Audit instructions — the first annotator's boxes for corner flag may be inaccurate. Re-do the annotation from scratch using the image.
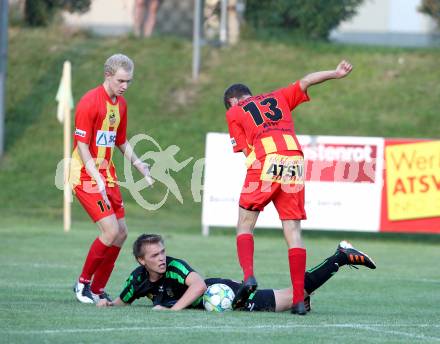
[56,61,73,232]
[56,61,74,123]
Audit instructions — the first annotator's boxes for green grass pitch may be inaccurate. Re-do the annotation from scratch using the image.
[2,27,440,344]
[1,216,439,344]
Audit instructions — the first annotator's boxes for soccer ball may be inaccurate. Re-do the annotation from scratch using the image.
[203,283,235,312]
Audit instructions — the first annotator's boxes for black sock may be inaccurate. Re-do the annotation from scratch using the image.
[304,253,344,294]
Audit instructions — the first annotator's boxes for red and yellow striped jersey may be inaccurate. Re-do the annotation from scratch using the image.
[226,81,309,166]
[70,85,127,188]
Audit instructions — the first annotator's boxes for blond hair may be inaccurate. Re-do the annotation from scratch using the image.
[104,54,134,76]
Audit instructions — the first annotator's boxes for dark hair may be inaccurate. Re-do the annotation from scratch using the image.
[223,83,252,109]
[132,234,164,259]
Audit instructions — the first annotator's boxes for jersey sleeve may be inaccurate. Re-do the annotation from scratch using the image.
[167,257,195,285]
[277,80,310,111]
[115,100,127,146]
[74,97,96,144]
[225,111,248,153]
[119,267,146,304]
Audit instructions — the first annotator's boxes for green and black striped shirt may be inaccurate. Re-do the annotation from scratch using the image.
[119,256,200,307]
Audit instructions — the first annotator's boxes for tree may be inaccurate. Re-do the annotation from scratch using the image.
[419,0,440,26]
[24,0,91,27]
[245,0,365,40]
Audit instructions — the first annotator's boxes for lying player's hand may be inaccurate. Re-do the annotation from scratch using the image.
[96,299,113,307]
[335,60,353,79]
[152,305,170,311]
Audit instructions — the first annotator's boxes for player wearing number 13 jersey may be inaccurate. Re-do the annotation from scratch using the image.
[224,60,353,315]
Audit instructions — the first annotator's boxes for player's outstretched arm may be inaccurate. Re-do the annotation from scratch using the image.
[168,272,207,311]
[299,60,353,92]
[118,140,154,186]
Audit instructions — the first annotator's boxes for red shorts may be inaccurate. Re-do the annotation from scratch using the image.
[239,151,306,220]
[74,183,125,222]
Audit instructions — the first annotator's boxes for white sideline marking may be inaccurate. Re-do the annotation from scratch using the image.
[5,324,440,341]
[419,278,440,284]
[355,325,440,341]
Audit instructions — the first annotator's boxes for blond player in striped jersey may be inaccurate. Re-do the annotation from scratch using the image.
[71,54,153,304]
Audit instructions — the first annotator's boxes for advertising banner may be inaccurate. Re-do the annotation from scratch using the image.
[202,133,440,235]
[202,133,385,235]
[380,139,440,233]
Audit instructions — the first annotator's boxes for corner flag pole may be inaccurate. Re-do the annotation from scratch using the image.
[56,61,74,232]
[0,0,9,160]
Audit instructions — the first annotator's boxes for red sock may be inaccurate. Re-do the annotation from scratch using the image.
[79,238,110,283]
[288,247,307,305]
[236,233,254,280]
[91,245,121,294]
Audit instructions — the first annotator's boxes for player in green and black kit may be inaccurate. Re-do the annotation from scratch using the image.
[97,234,376,312]
[119,255,204,309]
[98,234,206,310]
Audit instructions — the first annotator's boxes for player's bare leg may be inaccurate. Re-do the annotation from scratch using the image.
[273,288,310,312]
[282,219,307,315]
[114,218,128,247]
[133,0,147,37]
[144,0,160,37]
[96,214,121,246]
[232,207,259,310]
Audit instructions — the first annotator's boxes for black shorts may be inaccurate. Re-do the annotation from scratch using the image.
[204,278,276,312]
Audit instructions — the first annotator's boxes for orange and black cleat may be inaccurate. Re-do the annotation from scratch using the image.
[337,240,376,269]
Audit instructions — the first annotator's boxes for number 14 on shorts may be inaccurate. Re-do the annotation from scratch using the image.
[261,154,304,184]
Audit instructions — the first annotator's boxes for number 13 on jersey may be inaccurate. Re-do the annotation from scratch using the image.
[243,97,282,126]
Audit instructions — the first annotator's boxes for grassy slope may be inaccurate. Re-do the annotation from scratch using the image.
[1,28,440,343]
[1,28,440,225]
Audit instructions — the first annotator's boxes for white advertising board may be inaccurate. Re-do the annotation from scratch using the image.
[202,133,384,235]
